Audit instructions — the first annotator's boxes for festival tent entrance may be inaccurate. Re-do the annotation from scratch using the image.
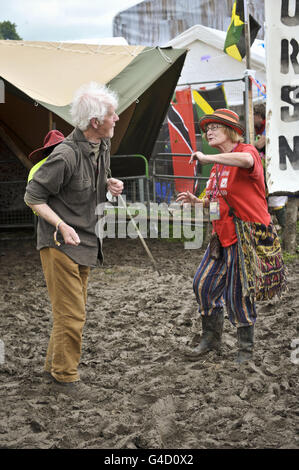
[0,40,187,233]
[0,40,187,177]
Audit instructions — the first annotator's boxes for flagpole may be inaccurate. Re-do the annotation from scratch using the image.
[244,0,255,145]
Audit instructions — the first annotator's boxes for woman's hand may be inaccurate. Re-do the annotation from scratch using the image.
[189,151,207,165]
[176,191,202,206]
[107,177,124,197]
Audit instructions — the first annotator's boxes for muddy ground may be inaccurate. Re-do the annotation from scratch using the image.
[0,235,298,450]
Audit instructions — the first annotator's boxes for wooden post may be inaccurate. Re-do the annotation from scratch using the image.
[283,197,299,254]
[244,0,255,145]
[0,125,33,170]
[49,111,53,131]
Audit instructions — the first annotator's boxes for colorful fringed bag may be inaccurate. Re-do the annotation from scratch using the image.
[216,173,287,301]
[232,215,287,301]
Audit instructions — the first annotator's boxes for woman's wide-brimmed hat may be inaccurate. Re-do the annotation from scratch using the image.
[28,130,65,164]
[199,108,245,135]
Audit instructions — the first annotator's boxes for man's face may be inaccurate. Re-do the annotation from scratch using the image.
[97,106,119,139]
[254,113,263,127]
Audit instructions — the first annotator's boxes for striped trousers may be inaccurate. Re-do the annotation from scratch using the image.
[193,242,257,327]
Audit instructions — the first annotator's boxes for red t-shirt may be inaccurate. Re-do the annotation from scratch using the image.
[205,143,271,247]
[255,120,266,135]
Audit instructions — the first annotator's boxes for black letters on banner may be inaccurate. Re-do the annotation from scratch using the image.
[281,86,299,121]
[279,1,299,172]
[281,0,299,26]
[279,136,299,169]
[281,38,299,74]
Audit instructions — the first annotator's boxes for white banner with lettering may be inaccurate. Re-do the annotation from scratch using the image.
[265,0,299,194]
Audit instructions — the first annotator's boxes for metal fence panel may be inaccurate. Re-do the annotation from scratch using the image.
[0,156,35,235]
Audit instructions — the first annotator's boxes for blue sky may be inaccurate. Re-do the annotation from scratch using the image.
[0,0,140,42]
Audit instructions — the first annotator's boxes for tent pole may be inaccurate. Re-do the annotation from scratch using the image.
[0,125,33,170]
[244,0,255,145]
[49,111,53,131]
[244,71,250,144]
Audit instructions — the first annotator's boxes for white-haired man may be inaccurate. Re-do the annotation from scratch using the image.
[24,82,123,395]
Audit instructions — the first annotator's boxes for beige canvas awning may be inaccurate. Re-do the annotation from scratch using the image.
[0,40,187,170]
[0,40,145,106]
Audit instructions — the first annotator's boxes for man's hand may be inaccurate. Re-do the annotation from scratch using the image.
[255,134,266,150]
[107,177,124,197]
[59,222,81,246]
[27,203,81,246]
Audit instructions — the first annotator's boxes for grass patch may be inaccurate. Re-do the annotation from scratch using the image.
[282,219,299,263]
[283,251,299,264]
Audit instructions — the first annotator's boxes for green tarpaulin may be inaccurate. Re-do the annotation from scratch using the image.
[0,40,187,176]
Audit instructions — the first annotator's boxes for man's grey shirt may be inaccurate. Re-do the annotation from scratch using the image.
[24,127,111,267]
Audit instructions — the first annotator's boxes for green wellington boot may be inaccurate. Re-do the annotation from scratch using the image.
[185,311,224,360]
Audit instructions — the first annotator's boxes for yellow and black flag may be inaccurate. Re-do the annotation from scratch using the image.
[192,85,228,195]
[224,0,261,61]
[192,84,228,155]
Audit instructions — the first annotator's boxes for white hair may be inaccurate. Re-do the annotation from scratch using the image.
[70,81,119,131]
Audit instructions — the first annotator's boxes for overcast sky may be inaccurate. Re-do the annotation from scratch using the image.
[0,0,140,42]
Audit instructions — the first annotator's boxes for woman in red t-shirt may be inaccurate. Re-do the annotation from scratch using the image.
[176,108,282,364]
